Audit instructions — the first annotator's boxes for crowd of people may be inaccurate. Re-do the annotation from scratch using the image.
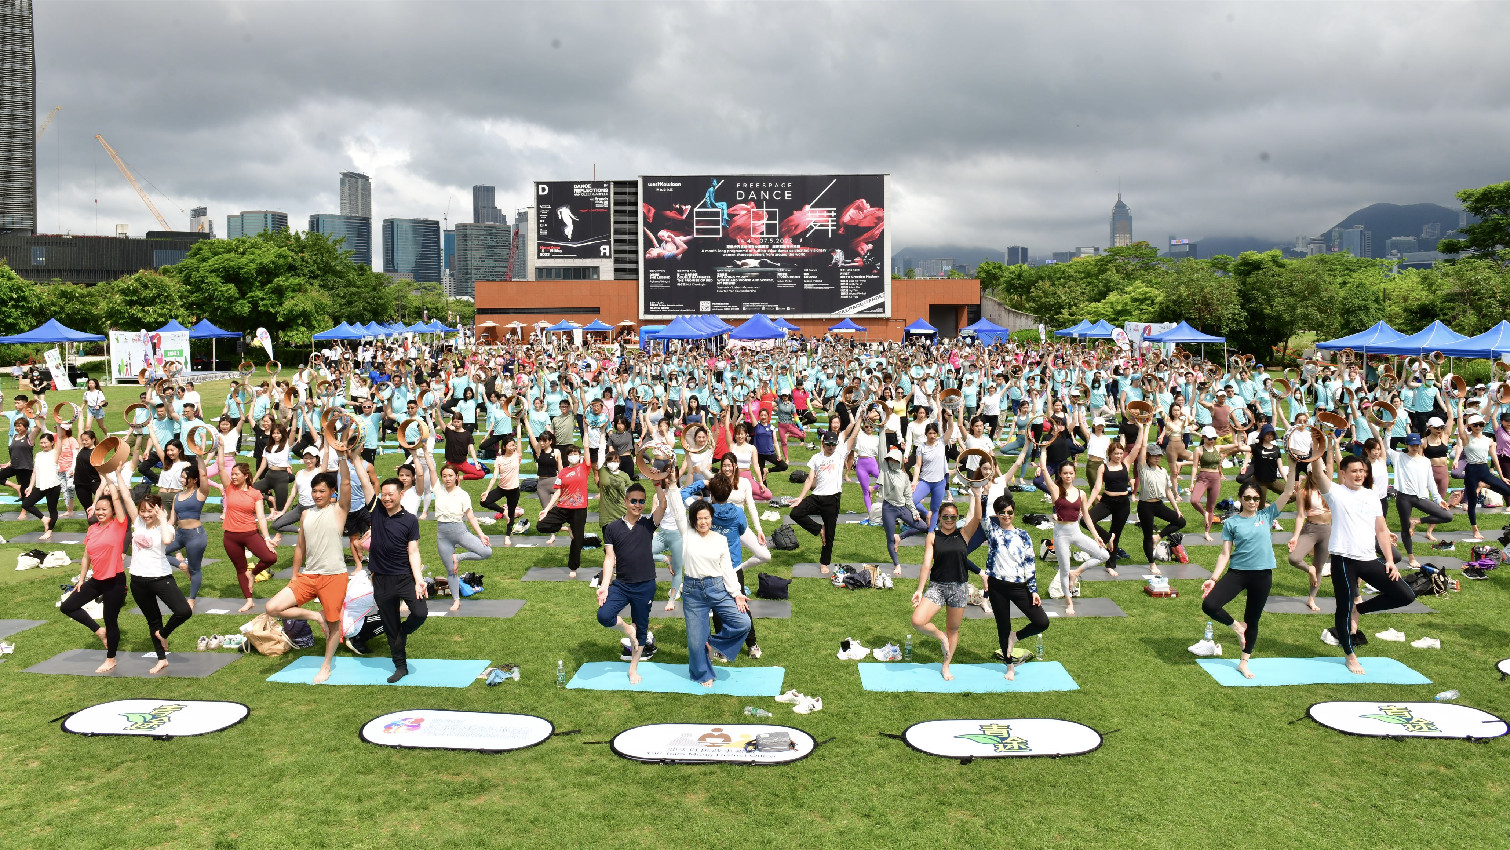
[12,330,1509,683]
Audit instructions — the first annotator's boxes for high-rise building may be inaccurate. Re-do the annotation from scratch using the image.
[309,213,372,267]
[1109,193,1132,248]
[1384,236,1418,256]
[1339,225,1372,259]
[1168,238,1197,260]
[453,222,511,298]
[473,185,505,224]
[510,209,528,280]
[189,207,214,236]
[339,172,371,218]
[443,228,455,273]
[382,218,442,283]
[1005,246,1028,266]
[226,210,288,238]
[1420,222,1442,245]
[0,0,35,234]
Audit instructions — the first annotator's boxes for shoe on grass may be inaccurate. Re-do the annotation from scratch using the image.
[793,696,823,714]
[1410,636,1441,649]
[1321,627,1340,647]
[1375,628,1407,643]
[775,689,805,704]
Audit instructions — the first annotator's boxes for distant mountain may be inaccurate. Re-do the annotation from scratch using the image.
[1181,236,1290,259]
[891,245,1004,270]
[1322,202,1460,245]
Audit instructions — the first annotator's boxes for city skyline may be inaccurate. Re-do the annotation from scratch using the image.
[17,2,1510,262]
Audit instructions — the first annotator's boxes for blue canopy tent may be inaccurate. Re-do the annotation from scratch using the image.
[705,315,735,333]
[1145,321,1225,344]
[187,319,241,372]
[153,319,191,334]
[689,315,729,335]
[773,317,800,332]
[1437,321,1510,360]
[730,313,787,341]
[582,319,613,333]
[1373,320,1468,357]
[639,325,666,351]
[0,318,107,344]
[384,322,407,335]
[1055,320,1092,337]
[962,317,1010,346]
[904,318,938,344]
[828,317,865,333]
[655,315,715,340]
[312,322,363,341]
[545,320,581,333]
[1082,319,1116,339]
[1315,321,1406,352]
[405,322,431,334]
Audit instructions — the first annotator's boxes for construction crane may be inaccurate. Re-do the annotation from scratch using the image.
[95,133,172,232]
[36,106,60,139]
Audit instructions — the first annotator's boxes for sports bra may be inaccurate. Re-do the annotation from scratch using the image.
[1198,449,1222,470]
[1053,491,1083,523]
[1422,443,1449,461]
[174,490,206,521]
[1100,466,1130,495]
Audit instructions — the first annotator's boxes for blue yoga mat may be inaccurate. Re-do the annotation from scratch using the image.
[1197,656,1431,687]
[567,661,785,696]
[857,661,1080,694]
[266,656,490,687]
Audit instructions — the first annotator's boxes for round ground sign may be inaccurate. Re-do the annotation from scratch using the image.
[62,699,249,739]
[611,723,816,765]
[1308,701,1509,741]
[903,718,1103,759]
[360,710,554,753]
[1498,658,1510,680]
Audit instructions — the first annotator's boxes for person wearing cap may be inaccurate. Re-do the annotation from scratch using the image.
[1129,422,1185,573]
[878,446,930,574]
[269,446,323,539]
[790,416,861,574]
[1078,411,1112,490]
[1236,423,1286,497]
[1188,424,1244,540]
[1458,405,1510,540]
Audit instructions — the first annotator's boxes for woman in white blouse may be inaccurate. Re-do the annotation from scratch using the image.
[663,477,750,687]
[426,455,492,612]
[121,491,189,675]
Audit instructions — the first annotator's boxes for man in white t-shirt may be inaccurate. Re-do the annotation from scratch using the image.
[789,420,859,573]
[1309,453,1415,674]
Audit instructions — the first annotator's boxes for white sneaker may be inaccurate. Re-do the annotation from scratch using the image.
[1320,563,1332,577]
[1187,639,1221,657]
[1320,628,1340,647]
[1410,636,1441,649]
[793,696,823,714]
[1272,520,1284,532]
[775,689,805,704]
[0,641,13,655]
[1375,628,1407,643]
[980,595,993,614]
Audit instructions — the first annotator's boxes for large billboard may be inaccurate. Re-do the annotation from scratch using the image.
[640,174,888,317]
[535,181,611,259]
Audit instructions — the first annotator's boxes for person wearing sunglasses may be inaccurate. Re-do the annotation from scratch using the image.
[597,482,667,685]
[911,490,981,682]
[1200,470,1296,680]
[1458,409,1510,540]
[978,493,1044,681]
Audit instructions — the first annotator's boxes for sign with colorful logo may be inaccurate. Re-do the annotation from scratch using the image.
[1308,701,1508,740]
[359,710,553,753]
[902,718,1103,759]
[62,700,249,738]
[611,723,816,765]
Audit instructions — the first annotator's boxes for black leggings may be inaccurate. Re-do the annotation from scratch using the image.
[538,506,588,571]
[1201,569,1271,654]
[253,468,292,509]
[480,486,521,521]
[1329,555,1417,655]
[1136,500,1187,562]
[1395,492,1451,556]
[61,573,127,658]
[129,574,193,659]
[790,493,841,565]
[1464,462,1510,526]
[1090,494,1130,570]
[21,484,60,527]
[986,576,1049,658]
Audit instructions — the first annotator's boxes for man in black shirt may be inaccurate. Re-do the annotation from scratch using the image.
[596,482,666,685]
[367,476,427,682]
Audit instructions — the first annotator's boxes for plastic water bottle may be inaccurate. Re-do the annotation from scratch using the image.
[744,706,772,718]
[1204,621,1214,642]
[1035,633,1044,661]
[1435,690,1459,702]
[556,659,565,688]
[903,634,913,662]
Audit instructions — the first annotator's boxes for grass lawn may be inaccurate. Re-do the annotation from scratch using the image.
[0,376,1506,850]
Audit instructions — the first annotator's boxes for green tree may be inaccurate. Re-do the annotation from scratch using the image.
[1157,260,1243,338]
[448,298,476,327]
[94,270,188,331]
[168,232,336,341]
[1437,179,1510,263]
[0,262,44,336]
[37,280,105,335]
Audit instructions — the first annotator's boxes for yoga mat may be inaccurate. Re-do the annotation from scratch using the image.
[24,648,241,678]
[266,656,490,687]
[857,661,1080,693]
[522,567,601,582]
[1079,564,1211,581]
[8,532,86,545]
[131,597,255,616]
[960,597,1126,619]
[1263,596,1436,615]
[0,618,46,639]
[422,599,524,618]
[1196,656,1432,687]
[632,599,791,619]
[502,536,577,549]
[793,563,920,579]
[124,556,220,570]
[566,661,786,696]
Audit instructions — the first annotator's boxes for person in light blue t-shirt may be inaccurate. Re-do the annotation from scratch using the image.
[1199,473,1295,679]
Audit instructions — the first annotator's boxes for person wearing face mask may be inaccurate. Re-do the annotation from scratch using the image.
[596,450,632,539]
[879,447,931,574]
[539,444,592,578]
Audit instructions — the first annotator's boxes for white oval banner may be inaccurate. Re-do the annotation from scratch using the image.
[361,710,554,753]
[62,699,249,739]
[1498,658,1510,680]
[904,718,1103,759]
[1309,701,1509,740]
[611,723,816,765]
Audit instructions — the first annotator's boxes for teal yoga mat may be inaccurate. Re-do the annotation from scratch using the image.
[1197,656,1431,687]
[266,656,489,687]
[857,661,1080,694]
[567,661,785,696]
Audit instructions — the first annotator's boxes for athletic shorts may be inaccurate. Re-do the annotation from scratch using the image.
[923,580,970,609]
[288,572,349,622]
[344,506,372,537]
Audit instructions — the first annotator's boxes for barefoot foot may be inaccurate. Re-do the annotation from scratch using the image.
[238,599,255,614]
[1345,656,1365,675]
[94,659,117,674]
[149,659,169,675]
[449,600,461,612]
[313,665,333,684]
[1237,659,1254,679]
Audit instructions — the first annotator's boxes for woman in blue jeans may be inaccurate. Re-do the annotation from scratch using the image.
[666,480,751,686]
[910,422,950,530]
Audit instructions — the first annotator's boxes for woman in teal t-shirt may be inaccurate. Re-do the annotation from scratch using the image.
[1199,470,1296,680]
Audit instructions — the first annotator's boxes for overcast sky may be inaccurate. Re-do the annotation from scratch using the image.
[32,1,1510,263]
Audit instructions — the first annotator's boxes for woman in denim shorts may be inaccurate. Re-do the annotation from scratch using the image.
[911,486,982,682]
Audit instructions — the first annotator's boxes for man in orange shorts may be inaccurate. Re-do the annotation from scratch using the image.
[266,447,353,684]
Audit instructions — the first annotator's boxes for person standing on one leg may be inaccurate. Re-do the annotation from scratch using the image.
[266,452,352,685]
[365,476,428,681]
[669,485,751,688]
[789,416,860,575]
[1309,453,1416,675]
[120,491,191,675]
[59,470,131,674]
[597,483,667,685]
[911,493,980,682]
[978,493,1047,681]
[1200,474,1296,679]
